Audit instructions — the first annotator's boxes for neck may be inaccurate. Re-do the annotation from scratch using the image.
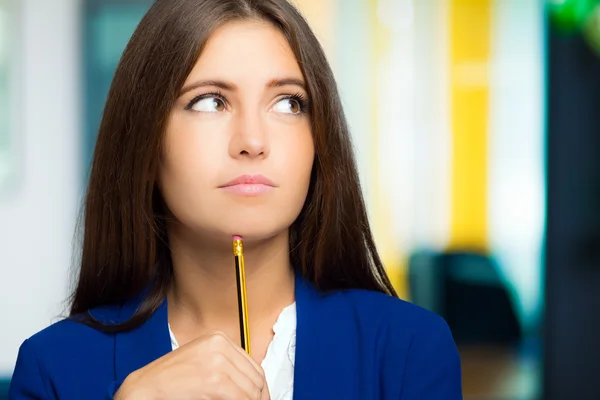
[166,226,295,341]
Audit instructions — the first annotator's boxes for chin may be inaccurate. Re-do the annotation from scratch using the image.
[196,218,292,244]
[183,204,301,245]
[224,225,288,242]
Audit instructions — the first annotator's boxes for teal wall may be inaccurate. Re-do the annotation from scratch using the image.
[0,2,153,391]
[83,0,152,178]
[0,378,9,399]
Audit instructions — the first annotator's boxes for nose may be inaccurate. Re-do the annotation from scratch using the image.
[228,109,270,160]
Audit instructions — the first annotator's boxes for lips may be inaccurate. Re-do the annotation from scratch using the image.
[219,174,276,195]
[220,174,276,187]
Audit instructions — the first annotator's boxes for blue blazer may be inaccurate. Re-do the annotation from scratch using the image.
[9,274,462,399]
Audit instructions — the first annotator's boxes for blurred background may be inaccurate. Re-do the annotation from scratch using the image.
[1,0,599,398]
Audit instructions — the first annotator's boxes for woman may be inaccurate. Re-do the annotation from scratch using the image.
[9,0,462,399]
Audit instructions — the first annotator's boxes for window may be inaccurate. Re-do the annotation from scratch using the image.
[83,0,153,176]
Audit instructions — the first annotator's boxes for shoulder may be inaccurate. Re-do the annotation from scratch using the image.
[25,303,121,354]
[323,289,463,398]
[317,288,459,361]
[324,287,451,335]
[9,304,122,398]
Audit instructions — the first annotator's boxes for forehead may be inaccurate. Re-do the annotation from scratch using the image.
[187,20,303,83]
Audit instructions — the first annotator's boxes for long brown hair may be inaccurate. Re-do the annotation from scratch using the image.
[71,0,397,331]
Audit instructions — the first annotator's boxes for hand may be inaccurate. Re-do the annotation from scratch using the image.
[114,330,270,400]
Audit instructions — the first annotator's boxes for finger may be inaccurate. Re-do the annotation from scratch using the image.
[234,345,266,376]
[203,332,265,393]
[225,355,266,400]
[220,332,267,377]
[212,374,251,400]
[220,343,266,393]
[261,375,271,400]
[210,331,266,385]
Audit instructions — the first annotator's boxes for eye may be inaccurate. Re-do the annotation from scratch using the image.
[187,95,227,113]
[272,95,308,115]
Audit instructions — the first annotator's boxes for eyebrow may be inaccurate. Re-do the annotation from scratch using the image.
[179,77,306,96]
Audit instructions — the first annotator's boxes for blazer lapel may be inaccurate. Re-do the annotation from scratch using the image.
[114,294,172,384]
[293,273,359,400]
[112,272,360,399]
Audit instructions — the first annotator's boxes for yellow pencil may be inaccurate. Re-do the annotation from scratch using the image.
[232,235,250,355]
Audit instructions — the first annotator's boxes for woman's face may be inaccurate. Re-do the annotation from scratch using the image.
[160,20,314,242]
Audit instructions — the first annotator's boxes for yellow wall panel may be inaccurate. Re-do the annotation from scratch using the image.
[449,0,492,250]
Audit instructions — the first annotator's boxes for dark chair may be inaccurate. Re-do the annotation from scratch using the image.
[408,250,522,345]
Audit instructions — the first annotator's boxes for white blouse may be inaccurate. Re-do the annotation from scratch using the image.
[169,302,297,400]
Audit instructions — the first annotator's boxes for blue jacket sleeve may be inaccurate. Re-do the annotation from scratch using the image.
[8,340,53,400]
[10,339,122,400]
[399,317,463,399]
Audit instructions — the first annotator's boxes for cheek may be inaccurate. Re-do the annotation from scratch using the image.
[272,126,315,200]
[284,126,314,176]
[163,115,228,180]
[159,119,224,215]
